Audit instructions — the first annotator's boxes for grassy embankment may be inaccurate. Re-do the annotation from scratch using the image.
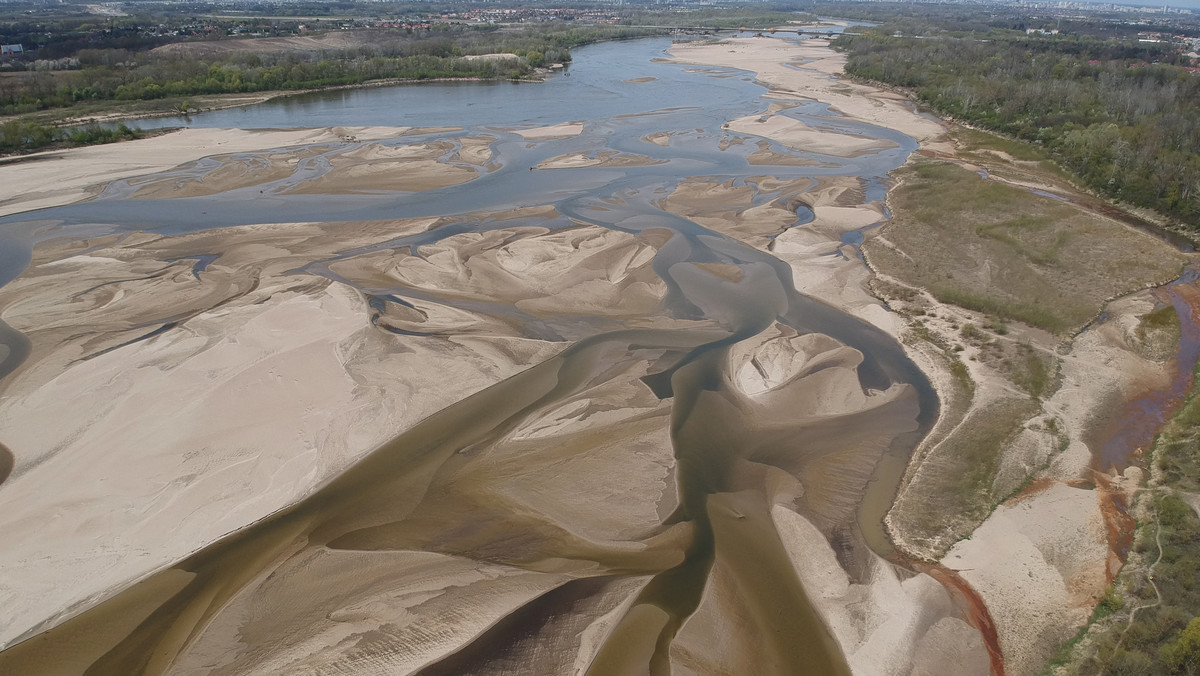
[867,129,1186,555]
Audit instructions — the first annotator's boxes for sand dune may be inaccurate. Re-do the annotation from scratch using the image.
[727,113,899,157]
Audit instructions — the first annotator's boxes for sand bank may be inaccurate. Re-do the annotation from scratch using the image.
[537,150,664,170]
[0,126,414,216]
[726,112,899,157]
[0,202,677,650]
[510,121,585,141]
[669,38,946,147]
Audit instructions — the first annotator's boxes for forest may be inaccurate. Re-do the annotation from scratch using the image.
[834,25,1200,226]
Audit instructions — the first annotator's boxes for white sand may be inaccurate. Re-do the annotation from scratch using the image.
[511,121,585,140]
[772,505,992,676]
[0,209,673,649]
[0,278,566,647]
[943,484,1110,675]
[537,150,663,169]
[726,113,899,157]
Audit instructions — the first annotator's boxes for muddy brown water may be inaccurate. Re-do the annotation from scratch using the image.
[1097,264,1200,471]
[0,441,12,486]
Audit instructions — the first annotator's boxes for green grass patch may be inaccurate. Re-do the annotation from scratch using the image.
[931,286,1069,334]
[905,321,952,352]
[1067,493,1200,675]
[1142,304,1183,333]
[977,217,1070,265]
[956,127,1050,163]
[889,396,1039,552]
[865,159,1186,335]
[1093,585,1126,622]
[949,359,974,393]
[1007,343,1056,399]
[1154,383,1200,494]
[1133,304,1184,362]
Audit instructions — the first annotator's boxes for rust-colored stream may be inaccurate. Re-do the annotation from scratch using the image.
[1097,266,1200,470]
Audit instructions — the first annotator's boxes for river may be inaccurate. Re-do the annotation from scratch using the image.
[0,35,945,674]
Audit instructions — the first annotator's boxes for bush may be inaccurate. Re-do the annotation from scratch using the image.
[1161,616,1200,674]
[0,119,142,154]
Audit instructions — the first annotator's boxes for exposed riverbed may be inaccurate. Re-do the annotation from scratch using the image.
[0,36,988,674]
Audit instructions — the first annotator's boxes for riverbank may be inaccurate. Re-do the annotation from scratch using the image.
[0,21,682,155]
[0,74,551,159]
[57,73,554,127]
[674,35,1198,676]
[866,87,1196,676]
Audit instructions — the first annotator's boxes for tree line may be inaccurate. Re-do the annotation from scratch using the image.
[0,120,142,153]
[835,28,1200,226]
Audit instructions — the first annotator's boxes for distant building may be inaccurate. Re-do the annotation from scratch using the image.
[1,44,23,56]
